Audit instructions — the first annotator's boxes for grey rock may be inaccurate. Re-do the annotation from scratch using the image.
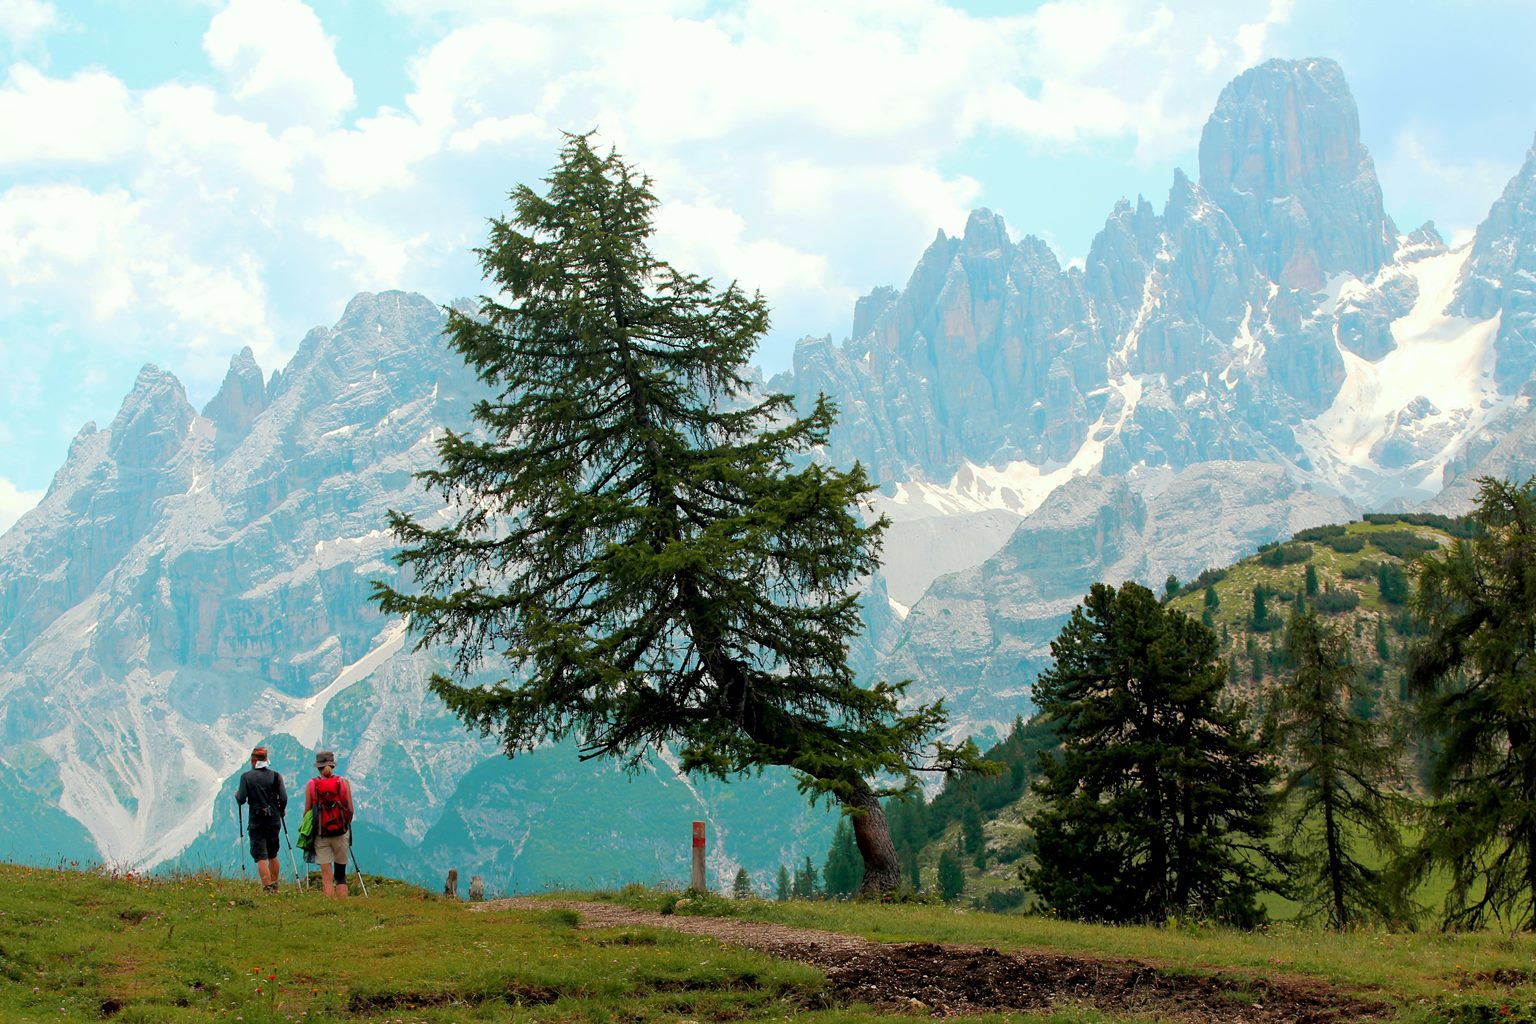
[1198,57,1397,290]
[1450,137,1536,391]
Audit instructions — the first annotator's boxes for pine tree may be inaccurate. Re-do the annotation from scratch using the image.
[372,136,978,894]
[732,867,753,900]
[1305,563,1319,597]
[792,855,818,899]
[1205,585,1221,611]
[1406,476,1536,929]
[822,817,864,897]
[1274,607,1408,928]
[1252,586,1272,631]
[960,799,985,855]
[1025,581,1280,926]
[902,844,921,891]
[937,848,965,901]
[775,865,791,902]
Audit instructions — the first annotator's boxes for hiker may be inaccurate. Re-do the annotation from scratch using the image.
[235,746,288,892]
[305,750,354,899]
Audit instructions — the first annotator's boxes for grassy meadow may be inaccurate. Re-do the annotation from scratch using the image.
[6,861,1536,1024]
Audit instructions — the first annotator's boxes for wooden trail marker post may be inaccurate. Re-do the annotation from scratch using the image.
[691,820,706,893]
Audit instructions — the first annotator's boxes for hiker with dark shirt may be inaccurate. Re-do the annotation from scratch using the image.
[305,750,354,899]
[235,746,288,892]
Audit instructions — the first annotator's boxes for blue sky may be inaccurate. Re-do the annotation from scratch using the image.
[0,0,1533,531]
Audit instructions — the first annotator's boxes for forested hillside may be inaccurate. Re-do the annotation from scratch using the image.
[807,508,1509,924]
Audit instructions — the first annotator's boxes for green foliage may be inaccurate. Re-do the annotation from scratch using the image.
[372,135,979,893]
[775,865,791,902]
[733,867,753,899]
[1251,585,1281,632]
[1322,533,1366,553]
[1204,584,1221,609]
[1377,562,1410,604]
[1293,524,1348,542]
[1260,543,1313,566]
[1025,582,1281,927]
[821,818,863,898]
[936,849,965,901]
[960,800,985,855]
[1364,511,1480,538]
[1405,476,1536,930]
[1305,563,1319,596]
[1368,530,1440,559]
[1164,574,1181,600]
[792,856,818,900]
[1273,608,1410,929]
[1312,587,1361,614]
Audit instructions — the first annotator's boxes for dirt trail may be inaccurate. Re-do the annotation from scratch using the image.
[476,898,1390,1022]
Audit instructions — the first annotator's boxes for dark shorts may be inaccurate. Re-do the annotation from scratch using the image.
[249,822,281,861]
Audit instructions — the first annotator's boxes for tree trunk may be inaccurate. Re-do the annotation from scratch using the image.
[846,780,902,895]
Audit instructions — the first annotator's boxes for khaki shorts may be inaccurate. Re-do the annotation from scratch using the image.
[314,832,351,865]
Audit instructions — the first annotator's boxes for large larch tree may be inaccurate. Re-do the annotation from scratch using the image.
[372,136,974,893]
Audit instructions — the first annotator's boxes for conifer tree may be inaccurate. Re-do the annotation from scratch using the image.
[775,865,791,902]
[937,847,965,901]
[373,136,977,894]
[1406,476,1536,929]
[792,856,818,899]
[1305,562,1319,597]
[960,799,985,855]
[1026,581,1280,926]
[1274,607,1408,928]
[822,817,863,897]
[732,867,753,899]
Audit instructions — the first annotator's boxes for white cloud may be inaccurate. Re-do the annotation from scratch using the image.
[0,183,276,367]
[0,0,58,49]
[0,64,137,166]
[0,476,42,535]
[204,0,355,128]
[317,109,439,195]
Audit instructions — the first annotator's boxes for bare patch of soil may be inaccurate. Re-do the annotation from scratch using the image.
[478,898,1390,1022]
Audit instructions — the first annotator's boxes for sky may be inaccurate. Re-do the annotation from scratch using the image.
[0,0,1533,533]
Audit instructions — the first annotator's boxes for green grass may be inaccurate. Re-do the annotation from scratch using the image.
[0,863,821,1024]
[11,861,1536,1023]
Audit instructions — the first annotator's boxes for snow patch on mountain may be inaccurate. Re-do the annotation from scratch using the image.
[1300,244,1509,503]
[279,619,408,748]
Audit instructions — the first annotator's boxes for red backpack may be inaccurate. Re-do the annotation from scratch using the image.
[310,776,351,837]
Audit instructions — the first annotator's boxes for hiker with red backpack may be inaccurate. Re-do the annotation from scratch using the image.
[305,750,354,899]
[235,746,288,892]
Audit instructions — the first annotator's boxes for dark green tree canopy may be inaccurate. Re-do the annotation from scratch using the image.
[1406,476,1536,929]
[1274,607,1408,929]
[373,135,973,892]
[1025,581,1280,926]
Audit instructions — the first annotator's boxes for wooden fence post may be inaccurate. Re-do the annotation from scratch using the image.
[691,820,706,892]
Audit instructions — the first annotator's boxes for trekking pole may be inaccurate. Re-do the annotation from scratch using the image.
[279,811,302,888]
[349,834,370,897]
[236,802,247,878]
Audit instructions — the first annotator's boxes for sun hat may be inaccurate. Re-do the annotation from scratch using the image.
[314,750,336,768]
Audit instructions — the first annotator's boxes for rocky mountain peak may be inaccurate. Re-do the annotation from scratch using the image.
[1198,57,1396,289]
[202,347,268,463]
[104,365,196,468]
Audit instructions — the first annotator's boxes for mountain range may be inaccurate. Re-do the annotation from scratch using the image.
[3,57,1535,892]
